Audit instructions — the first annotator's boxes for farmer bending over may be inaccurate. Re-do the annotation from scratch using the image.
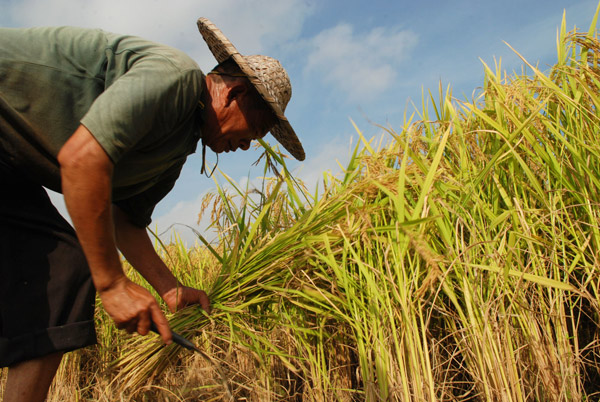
[0,18,304,402]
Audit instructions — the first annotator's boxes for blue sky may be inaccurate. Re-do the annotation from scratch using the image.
[2,0,598,245]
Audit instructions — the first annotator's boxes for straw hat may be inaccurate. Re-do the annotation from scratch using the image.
[197,17,305,161]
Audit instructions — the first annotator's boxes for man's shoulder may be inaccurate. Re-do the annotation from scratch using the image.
[104,32,200,73]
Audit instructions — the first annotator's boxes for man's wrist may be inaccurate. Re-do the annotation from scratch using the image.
[94,269,128,293]
[159,281,184,299]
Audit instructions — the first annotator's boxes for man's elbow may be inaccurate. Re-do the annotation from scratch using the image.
[58,126,113,176]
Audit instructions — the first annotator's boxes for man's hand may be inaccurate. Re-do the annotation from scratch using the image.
[112,206,211,318]
[162,286,211,314]
[99,276,172,343]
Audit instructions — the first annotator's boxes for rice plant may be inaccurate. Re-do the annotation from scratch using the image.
[3,4,600,401]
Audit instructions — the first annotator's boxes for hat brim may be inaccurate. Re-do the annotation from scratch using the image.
[197,17,305,161]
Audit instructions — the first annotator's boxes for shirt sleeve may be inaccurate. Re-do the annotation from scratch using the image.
[81,57,200,163]
[112,159,185,227]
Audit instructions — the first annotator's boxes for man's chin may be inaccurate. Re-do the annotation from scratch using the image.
[206,144,222,154]
[209,144,235,154]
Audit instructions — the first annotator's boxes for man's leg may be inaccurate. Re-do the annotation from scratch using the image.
[0,159,97,399]
[3,352,64,402]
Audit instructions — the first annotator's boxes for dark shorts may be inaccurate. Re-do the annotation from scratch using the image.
[0,158,97,367]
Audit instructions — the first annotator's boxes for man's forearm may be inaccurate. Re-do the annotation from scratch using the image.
[62,170,124,291]
[58,125,125,291]
[113,206,179,297]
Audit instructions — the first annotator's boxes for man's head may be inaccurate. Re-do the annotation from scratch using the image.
[197,18,305,161]
[200,58,278,154]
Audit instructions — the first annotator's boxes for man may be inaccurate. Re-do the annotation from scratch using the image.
[0,18,305,401]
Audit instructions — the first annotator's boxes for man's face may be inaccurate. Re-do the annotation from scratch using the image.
[203,107,264,153]
[202,82,268,154]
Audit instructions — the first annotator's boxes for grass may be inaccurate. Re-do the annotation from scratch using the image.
[2,4,600,401]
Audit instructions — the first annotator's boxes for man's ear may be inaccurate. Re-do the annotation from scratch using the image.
[226,83,248,106]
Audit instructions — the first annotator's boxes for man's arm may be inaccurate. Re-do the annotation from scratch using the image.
[112,206,210,313]
[57,124,172,343]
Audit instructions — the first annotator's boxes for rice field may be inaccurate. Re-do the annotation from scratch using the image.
[2,6,600,402]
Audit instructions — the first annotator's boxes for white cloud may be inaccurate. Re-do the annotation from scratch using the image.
[294,133,353,192]
[5,0,313,70]
[304,23,418,102]
[150,191,213,247]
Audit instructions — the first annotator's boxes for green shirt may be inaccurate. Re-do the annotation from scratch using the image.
[0,26,204,226]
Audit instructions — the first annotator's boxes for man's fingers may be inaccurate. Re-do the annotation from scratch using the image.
[150,303,172,345]
[186,288,210,314]
[137,310,151,336]
[199,291,211,314]
[101,279,171,339]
